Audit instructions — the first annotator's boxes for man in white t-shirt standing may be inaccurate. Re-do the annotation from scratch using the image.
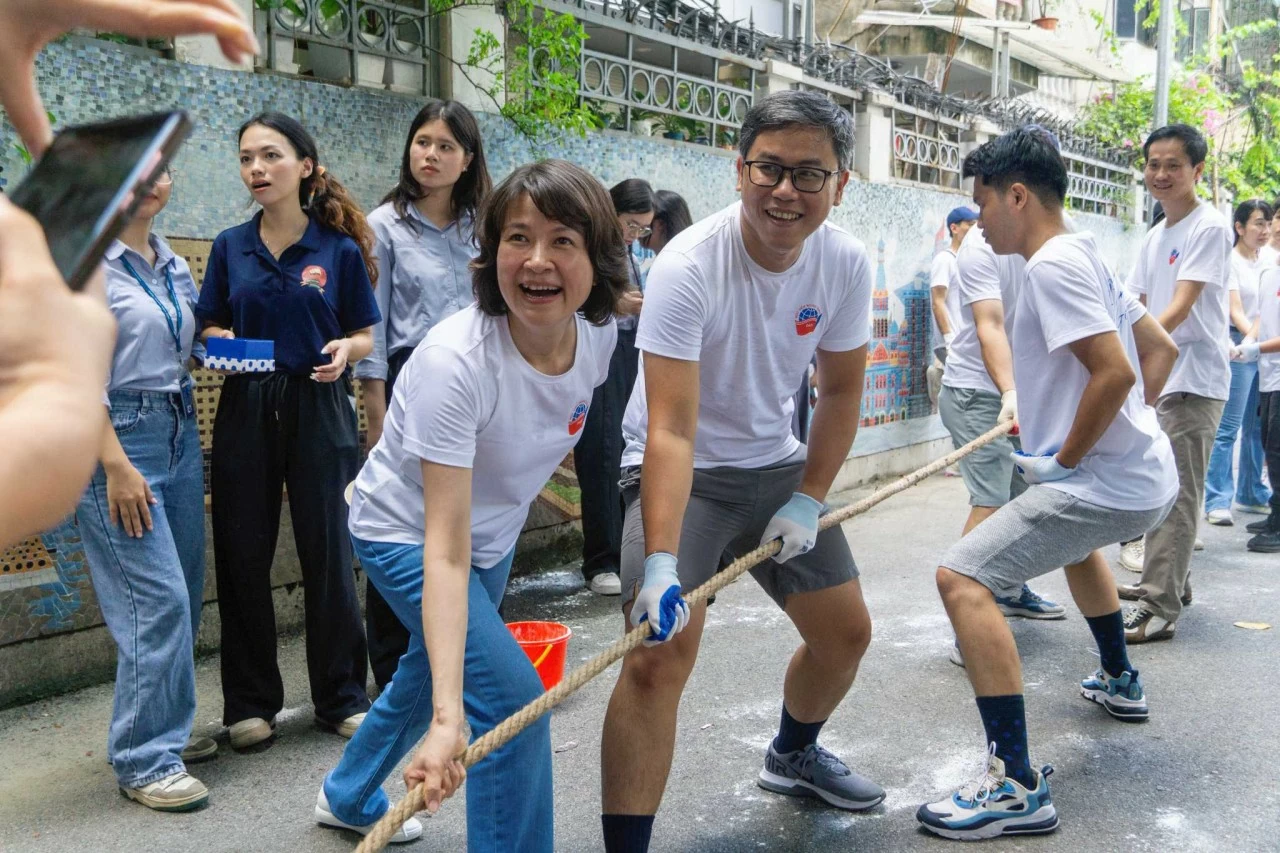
[918,126,1179,841]
[938,224,1064,640]
[1118,125,1233,645]
[927,207,978,403]
[598,91,880,853]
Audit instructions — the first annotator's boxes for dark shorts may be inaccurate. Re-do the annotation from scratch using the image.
[619,448,859,610]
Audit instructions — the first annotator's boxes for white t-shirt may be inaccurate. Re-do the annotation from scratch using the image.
[942,226,1024,394]
[1014,233,1177,511]
[1258,267,1280,392]
[1260,244,1279,269]
[621,202,872,469]
[349,305,617,567]
[1228,250,1263,330]
[1127,202,1233,400]
[930,247,960,350]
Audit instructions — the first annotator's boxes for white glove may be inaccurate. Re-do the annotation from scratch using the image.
[760,492,823,563]
[629,552,691,647]
[1232,341,1261,363]
[942,331,955,352]
[1011,451,1074,485]
[997,389,1018,425]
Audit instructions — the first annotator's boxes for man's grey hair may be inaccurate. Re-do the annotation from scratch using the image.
[737,90,855,171]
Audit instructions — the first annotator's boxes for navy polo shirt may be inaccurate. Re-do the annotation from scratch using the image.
[196,212,382,375]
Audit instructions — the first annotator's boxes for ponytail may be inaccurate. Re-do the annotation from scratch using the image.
[308,167,378,287]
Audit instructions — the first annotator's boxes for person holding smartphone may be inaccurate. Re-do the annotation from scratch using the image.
[196,113,380,751]
[355,99,492,693]
[0,0,256,549]
[73,167,213,811]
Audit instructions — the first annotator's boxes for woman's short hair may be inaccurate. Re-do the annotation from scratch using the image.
[472,160,631,325]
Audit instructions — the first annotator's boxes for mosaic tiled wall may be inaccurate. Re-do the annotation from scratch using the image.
[0,39,1145,651]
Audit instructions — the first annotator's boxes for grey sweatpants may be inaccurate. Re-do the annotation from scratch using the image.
[1138,392,1225,622]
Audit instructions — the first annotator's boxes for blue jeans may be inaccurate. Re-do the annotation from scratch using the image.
[75,390,206,788]
[1205,347,1271,511]
[325,539,552,852]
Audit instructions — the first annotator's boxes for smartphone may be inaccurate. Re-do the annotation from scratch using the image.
[9,111,192,291]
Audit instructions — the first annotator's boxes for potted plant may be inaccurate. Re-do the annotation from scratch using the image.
[656,114,698,141]
[717,128,738,151]
[630,108,657,136]
[1032,0,1059,30]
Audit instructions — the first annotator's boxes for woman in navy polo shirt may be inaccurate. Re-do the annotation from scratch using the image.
[196,113,380,751]
[355,99,492,693]
[77,167,213,812]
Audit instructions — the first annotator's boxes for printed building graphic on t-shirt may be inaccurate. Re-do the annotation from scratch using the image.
[861,239,932,427]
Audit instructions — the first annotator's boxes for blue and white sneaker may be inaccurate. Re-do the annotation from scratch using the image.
[917,748,1058,841]
[1080,668,1148,721]
[758,742,885,811]
[996,586,1066,620]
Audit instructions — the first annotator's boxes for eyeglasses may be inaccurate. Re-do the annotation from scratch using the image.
[743,160,839,193]
[625,222,653,237]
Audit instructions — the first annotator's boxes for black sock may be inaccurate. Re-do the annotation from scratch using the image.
[602,814,654,853]
[1085,610,1133,678]
[773,705,826,754]
[975,694,1035,789]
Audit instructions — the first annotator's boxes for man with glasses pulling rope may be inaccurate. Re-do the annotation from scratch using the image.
[598,91,881,853]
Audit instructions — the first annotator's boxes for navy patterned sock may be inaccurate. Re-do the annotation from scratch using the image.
[602,814,654,853]
[975,694,1035,789]
[1086,610,1133,678]
[773,705,826,754]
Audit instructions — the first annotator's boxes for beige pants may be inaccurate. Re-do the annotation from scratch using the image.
[1139,392,1225,622]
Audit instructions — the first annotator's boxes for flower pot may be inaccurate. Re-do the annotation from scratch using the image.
[662,131,686,141]
[1032,16,1058,30]
[632,119,654,136]
[692,135,710,145]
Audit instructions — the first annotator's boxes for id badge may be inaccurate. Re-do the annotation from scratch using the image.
[180,375,195,417]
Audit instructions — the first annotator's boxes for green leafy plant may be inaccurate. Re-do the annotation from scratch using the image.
[11,111,56,165]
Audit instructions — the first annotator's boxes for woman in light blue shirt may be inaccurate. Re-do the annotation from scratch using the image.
[75,168,212,812]
[355,99,493,691]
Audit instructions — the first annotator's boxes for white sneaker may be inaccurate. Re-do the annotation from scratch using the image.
[229,717,275,749]
[590,571,622,596]
[315,788,423,843]
[1236,502,1270,515]
[1118,540,1144,573]
[121,771,209,812]
[1194,537,1205,551]
[1206,508,1233,526]
[316,712,366,739]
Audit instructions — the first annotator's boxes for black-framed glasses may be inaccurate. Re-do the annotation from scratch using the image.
[744,160,839,193]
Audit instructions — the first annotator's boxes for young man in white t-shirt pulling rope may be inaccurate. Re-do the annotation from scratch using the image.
[918,126,1180,841]
[598,91,880,852]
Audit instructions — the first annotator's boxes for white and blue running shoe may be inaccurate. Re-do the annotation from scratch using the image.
[995,586,1066,620]
[917,748,1058,841]
[1080,668,1148,721]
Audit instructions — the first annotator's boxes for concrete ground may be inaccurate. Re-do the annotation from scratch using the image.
[1,474,1276,852]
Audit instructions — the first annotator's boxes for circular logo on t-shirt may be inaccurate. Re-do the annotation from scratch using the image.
[795,304,823,336]
[568,400,589,435]
[301,265,328,289]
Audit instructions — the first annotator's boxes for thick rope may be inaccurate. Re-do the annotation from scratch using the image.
[356,420,1015,851]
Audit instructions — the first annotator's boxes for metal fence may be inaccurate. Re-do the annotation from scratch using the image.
[890,107,964,189]
[1064,152,1134,219]
[258,0,438,95]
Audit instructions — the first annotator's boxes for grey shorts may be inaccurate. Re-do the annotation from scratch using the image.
[941,486,1175,597]
[619,449,859,610]
[938,385,1024,507]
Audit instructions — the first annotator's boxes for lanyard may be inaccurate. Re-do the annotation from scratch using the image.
[119,255,184,359]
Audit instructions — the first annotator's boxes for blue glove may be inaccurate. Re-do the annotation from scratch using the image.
[760,492,824,563]
[629,552,691,647]
[1011,451,1074,485]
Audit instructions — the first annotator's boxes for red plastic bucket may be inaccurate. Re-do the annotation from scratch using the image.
[507,621,572,691]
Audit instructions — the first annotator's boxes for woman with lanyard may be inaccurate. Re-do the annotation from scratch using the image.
[355,99,492,694]
[1205,199,1276,526]
[314,159,629,848]
[573,178,653,597]
[196,113,381,751]
[75,167,213,811]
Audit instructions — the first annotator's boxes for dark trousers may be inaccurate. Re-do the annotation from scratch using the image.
[1262,391,1280,524]
[573,326,639,580]
[365,348,414,690]
[211,372,370,726]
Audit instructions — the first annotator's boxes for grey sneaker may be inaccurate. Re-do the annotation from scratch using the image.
[181,735,218,764]
[121,771,208,812]
[758,742,885,811]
